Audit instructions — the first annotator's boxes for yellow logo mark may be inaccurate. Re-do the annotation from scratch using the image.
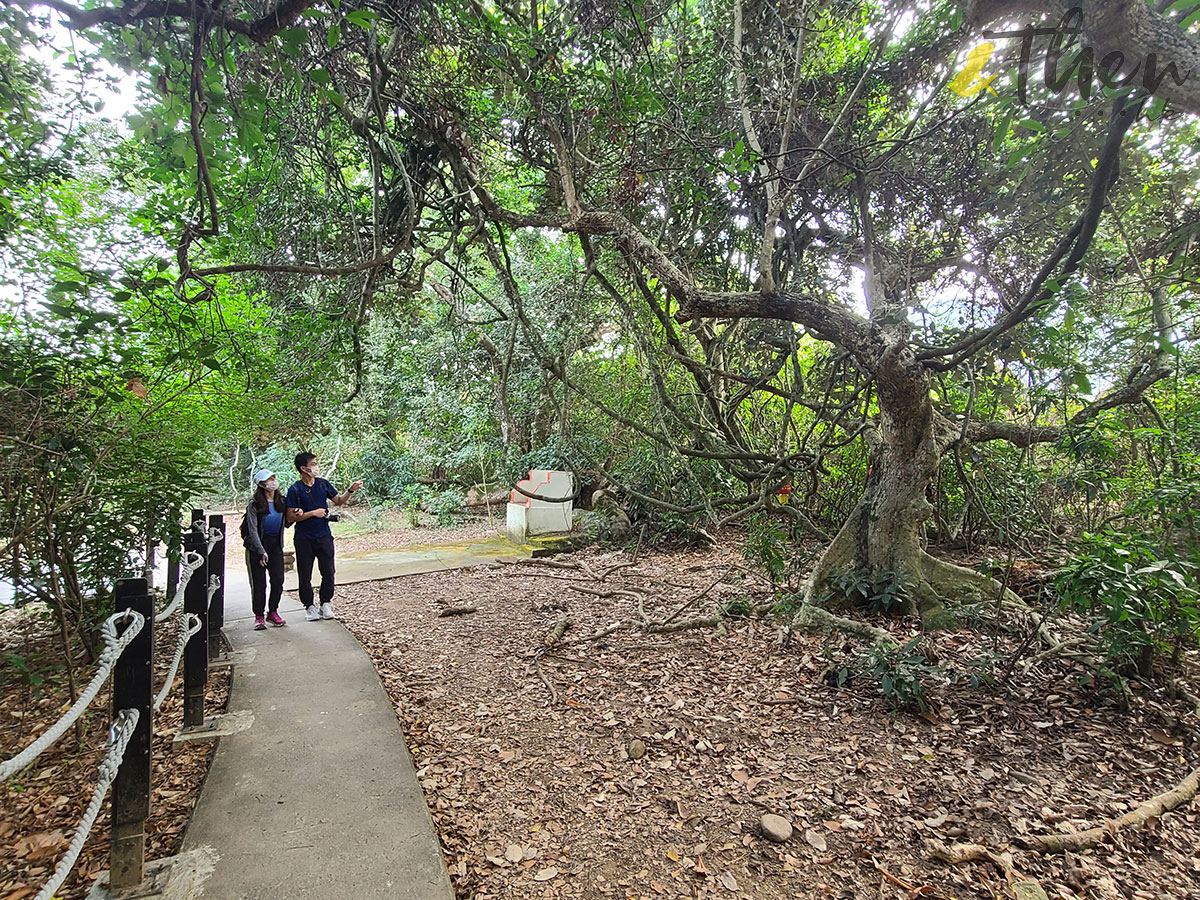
[950,42,999,97]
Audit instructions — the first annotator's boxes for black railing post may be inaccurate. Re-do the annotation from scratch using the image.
[166,550,180,605]
[110,577,153,889]
[182,526,208,728]
[207,514,226,659]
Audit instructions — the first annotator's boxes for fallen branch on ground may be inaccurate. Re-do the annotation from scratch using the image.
[544,614,573,647]
[438,604,477,617]
[655,570,730,627]
[1021,765,1200,853]
[647,614,723,634]
[927,840,1049,900]
[534,659,557,704]
[600,561,638,580]
[498,558,580,572]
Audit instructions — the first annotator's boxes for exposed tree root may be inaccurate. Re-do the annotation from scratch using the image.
[1021,765,1200,853]
[647,614,723,634]
[791,602,899,648]
[801,509,1021,630]
[926,839,1049,900]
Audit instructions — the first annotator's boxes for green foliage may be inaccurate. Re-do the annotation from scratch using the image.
[398,484,427,527]
[720,596,753,618]
[1055,526,1200,676]
[831,637,945,712]
[359,437,418,500]
[829,566,909,615]
[426,489,466,527]
[2,651,55,695]
[742,514,806,589]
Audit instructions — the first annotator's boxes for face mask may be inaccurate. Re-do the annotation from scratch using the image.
[264,478,279,491]
[306,464,320,478]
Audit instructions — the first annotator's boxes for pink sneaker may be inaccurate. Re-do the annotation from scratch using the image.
[266,610,286,627]
[253,615,266,630]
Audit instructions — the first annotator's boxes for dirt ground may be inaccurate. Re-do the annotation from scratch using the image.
[0,609,231,900]
[336,543,1200,900]
[4,520,1198,900]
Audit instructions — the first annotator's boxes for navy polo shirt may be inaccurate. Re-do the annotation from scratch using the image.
[286,477,338,540]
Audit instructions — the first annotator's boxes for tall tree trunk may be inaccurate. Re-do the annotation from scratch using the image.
[803,347,1016,626]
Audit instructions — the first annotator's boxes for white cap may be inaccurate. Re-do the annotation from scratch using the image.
[253,469,276,486]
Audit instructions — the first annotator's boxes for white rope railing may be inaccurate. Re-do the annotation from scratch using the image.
[32,708,139,900]
[4,518,227,900]
[0,611,144,782]
[154,550,205,624]
[153,613,202,712]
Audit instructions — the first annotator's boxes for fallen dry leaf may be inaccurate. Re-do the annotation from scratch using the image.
[803,829,827,851]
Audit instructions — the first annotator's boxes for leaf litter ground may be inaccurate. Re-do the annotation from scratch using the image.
[0,610,230,900]
[336,542,1200,900]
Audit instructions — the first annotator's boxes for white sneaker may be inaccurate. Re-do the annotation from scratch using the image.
[319,602,335,620]
[305,605,321,621]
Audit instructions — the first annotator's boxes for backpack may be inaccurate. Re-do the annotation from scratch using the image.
[241,496,292,541]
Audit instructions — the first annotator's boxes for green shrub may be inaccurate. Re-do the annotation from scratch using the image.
[743,513,806,589]
[852,637,946,711]
[359,438,418,499]
[829,566,909,615]
[426,489,465,527]
[1055,530,1199,676]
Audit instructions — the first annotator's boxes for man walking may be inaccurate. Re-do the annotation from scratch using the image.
[286,452,363,621]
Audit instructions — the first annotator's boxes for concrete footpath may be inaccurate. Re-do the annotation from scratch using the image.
[176,571,455,900]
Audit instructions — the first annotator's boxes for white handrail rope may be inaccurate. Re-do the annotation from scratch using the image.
[154,551,205,624]
[0,612,145,782]
[32,708,139,900]
[206,575,221,609]
[206,526,223,551]
[153,613,202,712]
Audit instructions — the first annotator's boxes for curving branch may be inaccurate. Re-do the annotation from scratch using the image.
[21,0,321,43]
[964,1,1200,114]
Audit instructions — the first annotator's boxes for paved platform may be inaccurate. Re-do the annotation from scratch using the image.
[281,534,539,591]
[177,560,455,900]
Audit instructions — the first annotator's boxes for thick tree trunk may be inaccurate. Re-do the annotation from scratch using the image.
[802,347,1016,627]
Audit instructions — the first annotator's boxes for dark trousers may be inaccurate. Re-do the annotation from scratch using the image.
[294,535,335,607]
[246,532,285,617]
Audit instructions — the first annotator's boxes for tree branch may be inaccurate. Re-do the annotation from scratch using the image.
[23,0,321,43]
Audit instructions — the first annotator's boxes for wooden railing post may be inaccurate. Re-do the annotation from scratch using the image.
[207,514,226,660]
[110,578,153,889]
[182,526,208,728]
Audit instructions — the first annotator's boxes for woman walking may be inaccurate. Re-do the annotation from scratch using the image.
[245,469,289,630]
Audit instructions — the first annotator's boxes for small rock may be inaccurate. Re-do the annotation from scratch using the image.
[760,813,793,843]
[627,738,646,760]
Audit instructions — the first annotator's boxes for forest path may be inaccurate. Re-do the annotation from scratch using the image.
[175,565,456,900]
